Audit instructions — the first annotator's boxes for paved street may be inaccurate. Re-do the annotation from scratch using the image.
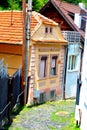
[7,100,76,130]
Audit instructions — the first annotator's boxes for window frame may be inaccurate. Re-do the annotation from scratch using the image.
[45,26,53,34]
[50,55,58,76]
[39,55,48,79]
[68,55,77,71]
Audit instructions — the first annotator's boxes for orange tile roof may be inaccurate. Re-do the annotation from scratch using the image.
[0,11,23,44]
[0,11,58,44]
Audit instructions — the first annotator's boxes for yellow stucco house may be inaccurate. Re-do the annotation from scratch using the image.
[0,11,67,104]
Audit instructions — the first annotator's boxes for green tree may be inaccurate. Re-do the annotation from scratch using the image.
[8,0,22,10]
[63,0,82,5]
[82,0,87,7]
[32,0,48,12]
[0,0,86,11]
[0,0,9,10]
[0,0,22,10]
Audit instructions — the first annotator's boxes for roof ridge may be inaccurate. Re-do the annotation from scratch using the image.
[32,11,41,24]
[0,10,22,12]
[31,11,42,36]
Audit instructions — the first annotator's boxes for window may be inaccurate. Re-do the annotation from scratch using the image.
[39,56,47,78]
[50,27,52,33]
[68,55,76,70]
[45,26,52,34]
[51,56,57,76]
[45,27,48,33]
[80,18,86,31]
[50,90,56,100]
[39,93,46,103]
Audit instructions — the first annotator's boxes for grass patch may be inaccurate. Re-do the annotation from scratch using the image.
[52,111,69,123]
[51,111,80,130]
[8,127,25,130]
[48,125,57,130]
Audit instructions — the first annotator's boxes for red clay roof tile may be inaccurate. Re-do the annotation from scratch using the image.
[0,11,58,44]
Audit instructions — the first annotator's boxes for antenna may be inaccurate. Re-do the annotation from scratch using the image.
[11,0,14,25]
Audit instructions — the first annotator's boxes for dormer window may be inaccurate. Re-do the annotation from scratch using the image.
[50,27,52,33]
[45,26,52,34]
[45,27,48,33]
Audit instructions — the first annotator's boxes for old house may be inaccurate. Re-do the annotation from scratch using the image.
[28,11,67,104]
[39,0,86,98]
[0,11,67,104]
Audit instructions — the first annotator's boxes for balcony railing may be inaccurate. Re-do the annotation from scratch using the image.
[62,31,81,43]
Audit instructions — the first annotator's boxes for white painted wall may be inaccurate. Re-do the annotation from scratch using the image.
[79,20,87,130]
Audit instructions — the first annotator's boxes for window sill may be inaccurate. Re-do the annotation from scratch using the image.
[38,75,58,80]
[67,69,79,73]
[50,75,57,77]
[38,77,48,80]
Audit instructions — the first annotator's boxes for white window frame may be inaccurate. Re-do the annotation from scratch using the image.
[68,55,78,71]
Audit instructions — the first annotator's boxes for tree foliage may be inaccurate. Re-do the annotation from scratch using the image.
[82,0,87,7]
[32,0,87,11]
[0,0,86,11]
[63,0,82,5]
[0,0,22,10]
[32,0,48,12]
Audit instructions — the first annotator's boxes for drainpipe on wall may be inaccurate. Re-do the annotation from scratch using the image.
[62,45,68,100]
[25,0,32,104]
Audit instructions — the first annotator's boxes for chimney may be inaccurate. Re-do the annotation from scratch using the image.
[74,3,86,29]
[79,3,85,10]
[74,13,82,29]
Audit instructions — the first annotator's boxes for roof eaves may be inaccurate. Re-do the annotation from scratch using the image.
[32,39,67,45]
[0,41,22,45]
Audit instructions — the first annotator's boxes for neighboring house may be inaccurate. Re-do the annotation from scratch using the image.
[0,11,67,104]
[39,0,86,98]
[0,11,23,75]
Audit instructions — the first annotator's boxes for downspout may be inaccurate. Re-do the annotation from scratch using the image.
[62,45,68,100]
[25,0,32,104]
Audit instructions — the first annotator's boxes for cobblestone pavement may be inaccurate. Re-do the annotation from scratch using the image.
[7,100,75,130]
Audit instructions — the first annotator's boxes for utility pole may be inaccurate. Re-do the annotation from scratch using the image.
[21,0,26,105]
[21,0,32,105]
